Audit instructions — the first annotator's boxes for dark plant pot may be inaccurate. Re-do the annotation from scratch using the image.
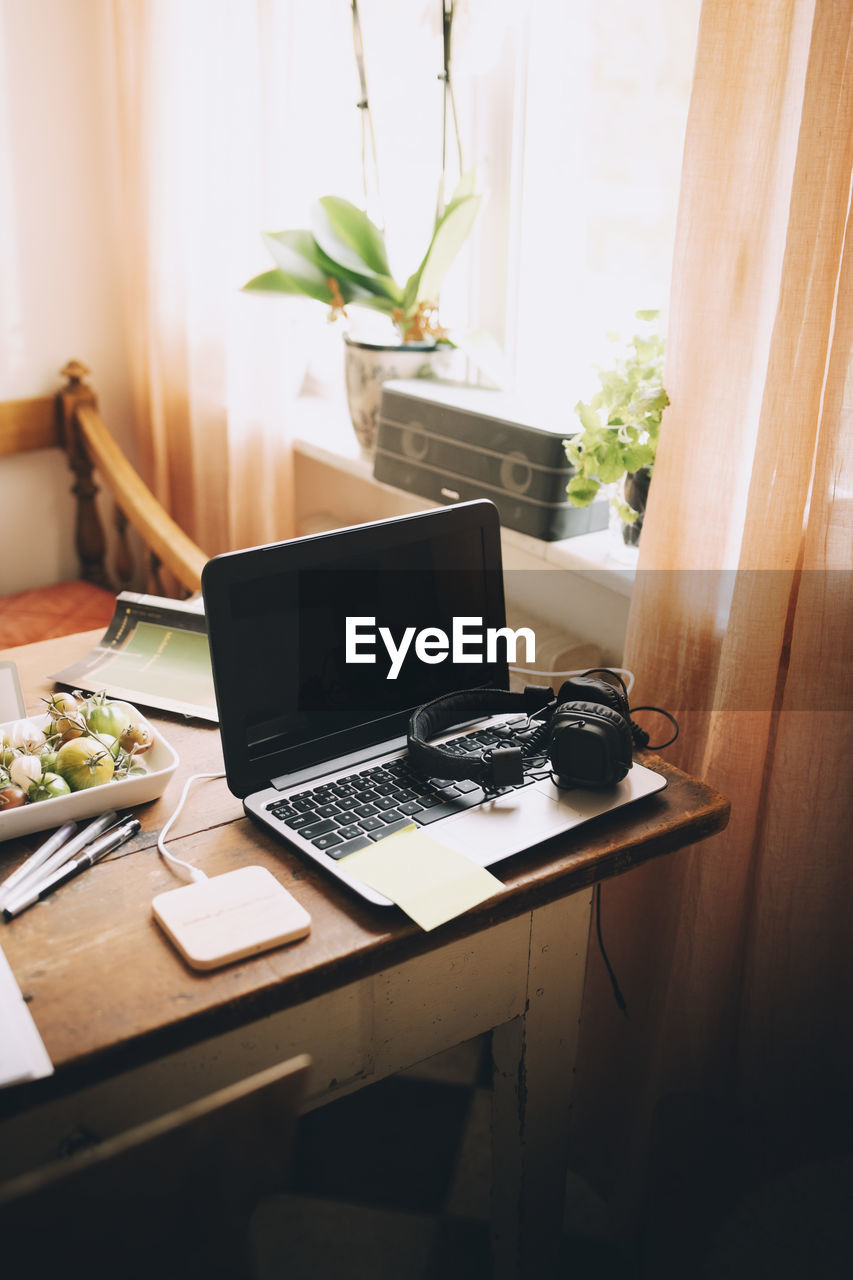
[621,467,652,546]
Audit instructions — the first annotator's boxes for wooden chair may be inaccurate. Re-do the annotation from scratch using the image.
[0,1053,311,1280]
[0,361,207,649]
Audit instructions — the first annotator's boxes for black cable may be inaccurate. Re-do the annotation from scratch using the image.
[580,668,680,751]
[630,706,680,750]
[595,882,628,1016]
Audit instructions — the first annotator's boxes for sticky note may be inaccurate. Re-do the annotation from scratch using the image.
[341,827,504,931]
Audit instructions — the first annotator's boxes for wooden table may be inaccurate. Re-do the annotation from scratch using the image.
[0,631,729,1278]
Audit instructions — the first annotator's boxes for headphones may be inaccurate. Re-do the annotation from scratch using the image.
[407,672,670,791]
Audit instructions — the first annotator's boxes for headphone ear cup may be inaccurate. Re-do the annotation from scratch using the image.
[555,677,630,721]
[548,700,633,787]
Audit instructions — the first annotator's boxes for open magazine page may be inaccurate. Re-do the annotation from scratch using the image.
[49,592,218,721]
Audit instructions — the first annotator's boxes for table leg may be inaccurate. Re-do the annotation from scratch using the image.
[490,890,593,1279]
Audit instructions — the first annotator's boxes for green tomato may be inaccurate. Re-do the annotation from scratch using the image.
[55,737,115,791]
[28,772,72,803]
[84,701,134,740]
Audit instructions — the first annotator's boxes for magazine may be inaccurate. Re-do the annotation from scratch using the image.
[49,592,218,721]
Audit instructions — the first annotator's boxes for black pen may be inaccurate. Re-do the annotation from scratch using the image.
[3,818,141,919]
[0,810,122,908]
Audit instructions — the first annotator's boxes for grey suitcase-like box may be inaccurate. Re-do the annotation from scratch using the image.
[373,381,608,542]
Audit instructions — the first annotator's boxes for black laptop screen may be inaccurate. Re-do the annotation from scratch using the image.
[202,503,507,797]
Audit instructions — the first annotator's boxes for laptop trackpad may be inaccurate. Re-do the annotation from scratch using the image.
[432,789,571,867]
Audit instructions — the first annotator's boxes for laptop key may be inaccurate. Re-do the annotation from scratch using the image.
[353,803,378,818]
[287,813,320,830]
[374,795,399,811]
[358,816,384,832]
[298,818,338,840]
[379,808,403,823]
[454,779,480,794]
[398,801,424,816]
[367,818,414,841]
[313,832,343,850]
[414,791,485,825]
[314,803,341,818]
[326,834,372,860]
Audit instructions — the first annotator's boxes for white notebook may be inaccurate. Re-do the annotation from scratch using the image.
[0,944,53,1087]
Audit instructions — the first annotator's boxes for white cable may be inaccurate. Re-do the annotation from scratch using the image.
[157,772,226,884]
[508,666,636,696]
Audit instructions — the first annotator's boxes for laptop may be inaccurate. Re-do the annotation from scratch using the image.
[201,501,667,907]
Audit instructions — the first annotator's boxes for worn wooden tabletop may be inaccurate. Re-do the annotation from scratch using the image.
[1,630,730,1113]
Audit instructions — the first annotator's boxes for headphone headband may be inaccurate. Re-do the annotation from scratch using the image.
[407,685,553,789]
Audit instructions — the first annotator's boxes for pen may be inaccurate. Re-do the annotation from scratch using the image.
[0,810,121,906]
[3,818,141,919]
[0,820,78,908]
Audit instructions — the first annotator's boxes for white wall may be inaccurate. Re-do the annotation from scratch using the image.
[0,0,134,594]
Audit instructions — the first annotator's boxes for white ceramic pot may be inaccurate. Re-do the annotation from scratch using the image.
[343,336,461,458]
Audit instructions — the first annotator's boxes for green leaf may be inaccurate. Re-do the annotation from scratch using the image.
[622,444,655,472]
[401,268,422,316]
[596,443,627,484]
[575,401,602,434]
[635,309,660,322]
[412,193,482,306]
[242,268,309,295]
[258,230,333,299]
[312,197,394,281]
[632,336,657,362]
[260,231,396,313]
[264,229,400,303]
[567,475,601,507]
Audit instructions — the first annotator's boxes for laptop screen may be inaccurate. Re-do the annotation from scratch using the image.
[203,502,507,797]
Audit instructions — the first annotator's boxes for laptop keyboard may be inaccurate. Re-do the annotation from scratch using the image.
[264,721,544,861]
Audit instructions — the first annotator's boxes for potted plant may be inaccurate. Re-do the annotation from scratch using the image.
[243,174,481,454]
[242,0,485,457]
[564,312,669,546]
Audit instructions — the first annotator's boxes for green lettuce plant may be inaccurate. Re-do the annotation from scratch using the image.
[564,312,669,527]
[243,173,481,344]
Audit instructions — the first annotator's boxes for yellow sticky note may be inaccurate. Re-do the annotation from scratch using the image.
[341,827,504,931]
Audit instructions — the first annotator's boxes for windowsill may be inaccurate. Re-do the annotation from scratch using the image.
[291,398,637,599]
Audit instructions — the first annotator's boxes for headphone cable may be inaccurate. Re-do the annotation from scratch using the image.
[595,882,628,1016]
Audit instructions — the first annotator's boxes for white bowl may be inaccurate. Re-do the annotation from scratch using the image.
[0,713,179,842]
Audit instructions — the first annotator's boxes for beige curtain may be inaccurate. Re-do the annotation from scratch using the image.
[107,0,316,556]
[571,0,853,1232]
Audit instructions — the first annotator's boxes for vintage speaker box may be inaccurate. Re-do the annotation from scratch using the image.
[373,381,608,542]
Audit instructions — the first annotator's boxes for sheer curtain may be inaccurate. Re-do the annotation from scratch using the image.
[106,1,517,557]
[570,0,853,1235]
[107,0,376,555]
